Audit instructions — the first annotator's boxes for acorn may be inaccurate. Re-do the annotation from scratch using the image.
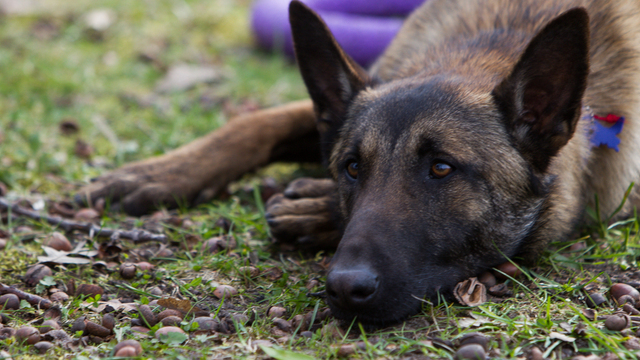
[25,264,52,287]
[454,344,486,360]
[213,285,237,299]
[119,263,137,279]
[459,332,489,351]
[154,326,185,339]
[42,232,72,251]
[113,340,143,357]
[102,313,115,330]
[604,313,631,331]
[268,306,286,318]
[610,283,640,303]
[75,284,104,298]
[138,305,157,328]
[33,341,54,354]
[493,262,521,280]
[15,326,41,344]
[585,293,607,308]
[160,316,182,327]
[0,294,19,310]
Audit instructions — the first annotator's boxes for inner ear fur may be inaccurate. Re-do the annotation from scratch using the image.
[493,8,590,173]
[289,1,371,158]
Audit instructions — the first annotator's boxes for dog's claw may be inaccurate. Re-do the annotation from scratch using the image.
[266,178,341,248]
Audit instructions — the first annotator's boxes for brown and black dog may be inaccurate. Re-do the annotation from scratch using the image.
[79,0,640,326]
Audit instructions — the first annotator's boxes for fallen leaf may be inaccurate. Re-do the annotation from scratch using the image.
[158,297,205,316]
[38,241,98,265]
[454,277,487,307]
[549,331,576,342]
[155,64,222,93]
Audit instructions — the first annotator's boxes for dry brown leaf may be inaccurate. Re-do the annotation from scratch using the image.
[453,277,487,307]
[158,297,205,316]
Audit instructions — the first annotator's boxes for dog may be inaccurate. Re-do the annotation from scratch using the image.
[79,0,640,326]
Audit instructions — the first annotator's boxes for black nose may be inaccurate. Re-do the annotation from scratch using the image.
[326,268,379,309]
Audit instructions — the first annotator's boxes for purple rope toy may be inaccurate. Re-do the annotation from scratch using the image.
[251,0,426,66]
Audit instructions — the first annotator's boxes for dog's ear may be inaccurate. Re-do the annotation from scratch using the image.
[289,1,371,152]
[493,8,589,173]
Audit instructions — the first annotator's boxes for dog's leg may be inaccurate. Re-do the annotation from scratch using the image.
[76,100,318,216]
[265,178,342,249]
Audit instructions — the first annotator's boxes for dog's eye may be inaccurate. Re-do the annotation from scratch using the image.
[346,161,359,179]
[430,162,453,178]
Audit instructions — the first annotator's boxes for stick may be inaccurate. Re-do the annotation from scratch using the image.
[0,283,52,309]
[0,198,168,243]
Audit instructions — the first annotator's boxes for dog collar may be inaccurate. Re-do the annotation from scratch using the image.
[583,106,625,152]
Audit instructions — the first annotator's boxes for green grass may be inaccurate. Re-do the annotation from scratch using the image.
[1,1,640,359]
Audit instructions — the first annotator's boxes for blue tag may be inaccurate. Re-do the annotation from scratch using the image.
[591,117,624,152]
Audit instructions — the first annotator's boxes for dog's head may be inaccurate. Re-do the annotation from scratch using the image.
[289,1,589,326]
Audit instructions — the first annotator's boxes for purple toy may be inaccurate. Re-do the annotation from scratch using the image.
[251,0,426,66]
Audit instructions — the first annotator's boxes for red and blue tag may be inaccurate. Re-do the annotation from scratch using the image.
[584,110,625,152]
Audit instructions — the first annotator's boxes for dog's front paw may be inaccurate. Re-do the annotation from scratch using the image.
[265,178,341,248]
[75,155,217,216]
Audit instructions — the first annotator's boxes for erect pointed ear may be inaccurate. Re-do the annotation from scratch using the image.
[493,8,590,173]
[289,1,371,156]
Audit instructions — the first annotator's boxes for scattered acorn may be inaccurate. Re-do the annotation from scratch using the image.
[115,346,138,357]
[528,346,544,360]
[70,317,87,333]
[493,262,521,280]
[478,272,497,288]
[193,317,218,331]
[42,232,72,251]
[85,321,111,337]
[273,318,292,333]
[239,266,260,278]
[0,294,19,310]
[113,340,143,357]
[25,264,53,287]
[268,306,287,318]
[161,316,182,327]
[617,294,636,307]
[138,305,157,328]
[0,328,16,340]
[213,285,237,299]
[119,263,137,279]
[459,332,489,351]
[76,284,104,298]
[585,293,607,308]
[0,238,6,250]
[39,320,60,334]
[157,309,183,321]
[50,291,69,302]
[454,343,486,360]
[623,303,640,315]
[15,326,41,344]
[604,313,631,331]
[610,283,640,303]
[136,262,154,271]
[33,341,54,354]
[155,326,185,339]
[102,313,115,330]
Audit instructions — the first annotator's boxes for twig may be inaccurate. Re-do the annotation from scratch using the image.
[0,283,52,309]
[0,198,168,244]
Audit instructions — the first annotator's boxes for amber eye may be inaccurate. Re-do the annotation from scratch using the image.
[431,162,453,178]
[346,161,359,179]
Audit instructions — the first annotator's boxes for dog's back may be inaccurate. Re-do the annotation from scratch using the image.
[374,0,640,223]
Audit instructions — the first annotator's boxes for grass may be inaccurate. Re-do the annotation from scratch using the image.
[1,0,640,359]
